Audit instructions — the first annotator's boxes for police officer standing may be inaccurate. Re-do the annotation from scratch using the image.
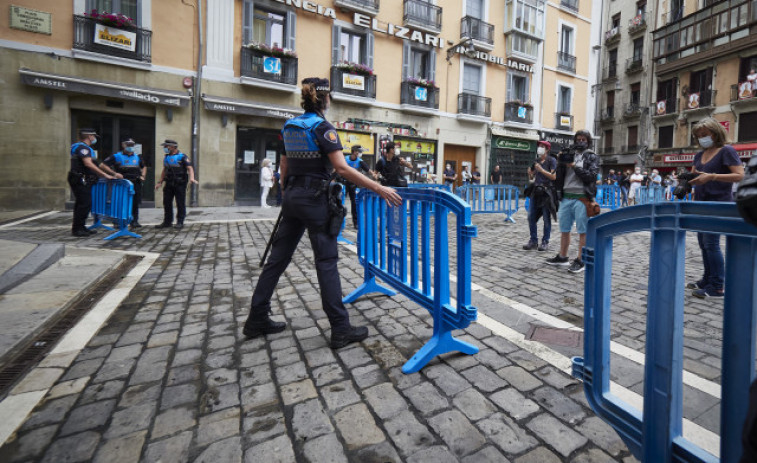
[244,77,402,349]
[155,139,197,229]
[103,137,146,228]
[68,128,118,237]
[344,145,375,227]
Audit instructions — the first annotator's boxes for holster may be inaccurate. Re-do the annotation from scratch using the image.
[326,182,346,236]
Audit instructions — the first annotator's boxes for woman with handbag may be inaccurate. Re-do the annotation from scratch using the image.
[260,158,274,208]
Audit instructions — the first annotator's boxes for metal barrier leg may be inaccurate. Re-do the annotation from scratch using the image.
[342,274,396,304]
[402,322,479,374]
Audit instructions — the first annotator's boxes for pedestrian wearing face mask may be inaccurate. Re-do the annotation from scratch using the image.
[524,140,557,251]
[103,137,146,228]
[686,117,744,298]
[375,141,412,187]
[344,145,375,227]
[629,167,644,205]
[443,163,457,187]
[155,139,198,230]
[68,128,118,237]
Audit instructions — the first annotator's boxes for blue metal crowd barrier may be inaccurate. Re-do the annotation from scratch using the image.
[572,202,757,463]
[595,185,621,210]
[337,183,353,245]
[89,179,141,240]
[407,183,452,192]
[456,184,520,222]
[343,188,479,374]
[634,185,665,205]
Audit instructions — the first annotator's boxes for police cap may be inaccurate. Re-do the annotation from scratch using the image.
[351,145,363,153]
[79,128,97,137]
[122,137,136,145]
[302,77,330,93]
[161,139,178,147]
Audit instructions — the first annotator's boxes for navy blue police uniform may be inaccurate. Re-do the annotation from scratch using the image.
[246,111,352,333]
[68,141,98,234]
[104,150,145,224]
[161,150,192,226]
[344,153,371,227]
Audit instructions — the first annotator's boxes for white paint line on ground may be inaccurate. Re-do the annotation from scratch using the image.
[4,217,279,231]
[0,249,159,447]
[0,211,58,230]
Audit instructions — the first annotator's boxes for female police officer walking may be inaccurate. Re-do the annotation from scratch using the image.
[244,77,402,349]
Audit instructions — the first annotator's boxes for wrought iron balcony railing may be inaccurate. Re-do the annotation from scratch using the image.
[401,81,439,109]
[334,0,380,15]
[598,146,615,155]
[731,82,757,102]
[653,97,679,116]
[604,26,621,44]
[330,66,377,99]
[628,13,647,34]
[557,51,576,73]
[624,102,642,117]
[504,101,533,124]
[403,0,442,32]
[240,47,298,85]
[73,15,152,62]
[458,92,492,117]
[461,16,494,45]
[600,107,615,122]
[603,64,618,80]
[684,90,715,110]
[626,57,643,74]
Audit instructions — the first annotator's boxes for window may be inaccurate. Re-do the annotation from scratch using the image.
[508,34,539,59]
[628,125,638,148]
[243,2,296,50]
[690,67,713,104]
[632,37,644,62]
[604,130,613,150]
[558,85,572,113]
[507,72,529,102]
[657,78,677,101]
[739,111,757,141]
[88,0,138,22]
[630,82,641,105]
[463,63,483,94]
[659,125,674,148]
[636,1,646,16]
[670,0,683,22]
[560,25,574,54]
[507,0,545,37]
[606,90,615,115]
[611,13,620,28]
[331,25,373,67]
[739,56,757,82]
[467,0,485,19]
[402,42,436,82]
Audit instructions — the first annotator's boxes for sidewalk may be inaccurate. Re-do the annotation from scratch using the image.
[0,205,721,462]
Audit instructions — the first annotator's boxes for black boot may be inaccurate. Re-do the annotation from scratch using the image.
[330,325,369,349]
[243,315,286,338]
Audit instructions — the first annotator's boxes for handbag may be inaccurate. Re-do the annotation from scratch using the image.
[578,196,601,217]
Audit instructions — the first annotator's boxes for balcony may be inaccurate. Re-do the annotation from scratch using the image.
[461,16,495,50]
[621,144,640,153]
[330,66,377,102]
[600,107,615,124]
[504,101,534,124]
[684,90,716,111]
[557,52,576,73]
[334,0,379,16]
[602,64,618,81]
[400,81,439,114]
[731,82,757,103]
[458,93,492,119]
[598,146,616,155]
[653,97,679,118]
[73,15,152,63]
[404,0,442,34]
[560,0,579,13]
[604,26,621,45]
[624,102,642,118]
[625,57,643,74]
[555,113,574,131]
[240,47,298,88]
[628,13,647,35]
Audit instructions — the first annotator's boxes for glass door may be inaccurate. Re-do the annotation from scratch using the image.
[235,127,283,205]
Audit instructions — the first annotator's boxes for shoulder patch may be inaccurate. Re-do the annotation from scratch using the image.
[324,130,338,143]
[79,148,89,156]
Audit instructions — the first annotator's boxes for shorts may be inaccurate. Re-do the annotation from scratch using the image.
[558,198,588,234]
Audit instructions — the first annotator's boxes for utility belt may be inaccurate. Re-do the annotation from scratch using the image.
[286,175,346,236]
[285,175,329,192]
[68,171,96,186]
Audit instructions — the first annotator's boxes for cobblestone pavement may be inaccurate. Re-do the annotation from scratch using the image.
[0,206,726,462]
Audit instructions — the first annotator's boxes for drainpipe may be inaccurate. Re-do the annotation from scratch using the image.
[190,0,203,207]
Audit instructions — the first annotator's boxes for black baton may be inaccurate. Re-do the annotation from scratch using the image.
[260,208,284,268]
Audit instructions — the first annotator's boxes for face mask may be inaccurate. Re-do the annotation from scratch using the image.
[125,146,134,153]
[575,142,588,150]
[537,147,546,156]
[394,148,401,156]
[698,136,714,148]
[163,147,170,154]
[90,137,97,146]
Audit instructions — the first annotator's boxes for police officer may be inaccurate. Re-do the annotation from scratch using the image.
[244,77,402,349]
[344,145,375,228]
[103,137,146,228]
[68,128,118,237]
[155,139,197,229]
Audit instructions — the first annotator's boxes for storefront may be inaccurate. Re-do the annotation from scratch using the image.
[393,135,438,183]
[490,127,541,188]
[651,142,756,170]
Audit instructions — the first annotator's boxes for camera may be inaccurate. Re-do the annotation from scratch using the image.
[673,171,699,199]
[558,147,576,164]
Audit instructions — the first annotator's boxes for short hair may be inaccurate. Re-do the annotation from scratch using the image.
[383,141,395,152]
[574,129,593,149]
[692,117,729,147]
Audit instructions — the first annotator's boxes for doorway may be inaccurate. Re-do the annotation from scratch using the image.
[443,144,476,189]
[236,127,284,205]
[70,110,156,204]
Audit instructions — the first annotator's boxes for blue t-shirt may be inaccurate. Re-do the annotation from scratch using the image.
[693,145,741,201]
[534,156,557,186]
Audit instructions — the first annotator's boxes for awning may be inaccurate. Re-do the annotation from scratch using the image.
[19,68,189,107]
[490,125,540,141]
[202,95,298,120]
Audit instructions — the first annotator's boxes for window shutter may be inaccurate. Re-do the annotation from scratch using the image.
[402,41,411,81]
[366,32,374,69]
[286,11,296,50]
[243,0,254,45]
[506,74,513,102]
[332,25,342,64]
[428,49,436,82]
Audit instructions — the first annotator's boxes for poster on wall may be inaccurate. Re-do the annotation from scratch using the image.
[265,150,277,164]
[93,23,136,52]
[244,150,255,164]
[337,130,374,154]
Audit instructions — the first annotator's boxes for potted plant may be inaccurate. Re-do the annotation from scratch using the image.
[83,9,136,29]
[509,99,533,108]
[335,62,374,76]
[247,42,297,59]
[406,76,437,89]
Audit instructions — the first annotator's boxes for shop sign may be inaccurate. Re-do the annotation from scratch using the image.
[342,73,365,90]
[414,86,428,102]
[559,115,572,127]
[337,130,375,155]
[495,138,531,151]
[263,56,281,75]
[94,23,136,52]
[664,149,753,163]
[203,96,297,119]
[539,131,574,150]
[10,5,52,35]
[394,138,436,156]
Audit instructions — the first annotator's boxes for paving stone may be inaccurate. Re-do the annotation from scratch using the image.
[153,322,181,334]
[532,386,586,425]
[0,424,57,462]
[143,431,192,463]
[239,349,270,368]
[105,401,157,439]
[507,349,549,371]
[280,379,317,406]
[172,348,202,367]
[194,436,243,463]
[130,346,172,385]
[177,333,205,350]
[384,410,436,458]
[147,331,178,348]
[93,431,147,463]
[365,339,407,369]
[575,416,628,457]
[243,404,287,446]
[496,365,543,391]
[312,363,346,387]
[364,382,408,420]
[526,413,588,457]
[476,413,538,455]
[197,407,240,447]
[300,433,349,463]
[21,395,77,430]
[120,383,162,408]
[428,409,486,457]
[571,448,615,462]
[61,358,105,381]
[337,346,373,368]
[47,377,90,400]
[334,403,385,450]
[291,398,334,442]
[244,433,296,463]
[116,328,151,347]
[321,380,361,411]
[353,364,387,389]
[39,431,99,462]
[536,365,579,390]
[93,358,137,383]
[304,347,338,368]
[452,388,498,421]
[9,368,62,395]
[461,445,510,463]
[404,382,449,416]
[475,348,512,370]
[272,347,301,367]
[240,363,272,387]
[206,368,238,387]
[489,387,540,420]
[461,365,508,392]
[406,445,459,463]
[152,406,196,439]
[160,382,200,410]
[275,360,309,385]
[241,382,278,412]
[60,399,116,436]
[167,364,201,386]
[424,363,472,396]
[481,336,520,355]
[352,440,403,463]
[514,446,562,463]
[80,379,125,404]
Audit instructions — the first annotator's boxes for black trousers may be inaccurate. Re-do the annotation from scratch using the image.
[246,186,351,332]
[68,173,92,232]
[130,179,142,222]
[346,183,358,227]
[162,181,187,225]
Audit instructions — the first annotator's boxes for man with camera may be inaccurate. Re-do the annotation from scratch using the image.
[376,141,412,188]
[524,140,557,251]
[545,130,600,273]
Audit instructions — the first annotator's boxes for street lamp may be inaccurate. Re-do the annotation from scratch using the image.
[446,37,477,63]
